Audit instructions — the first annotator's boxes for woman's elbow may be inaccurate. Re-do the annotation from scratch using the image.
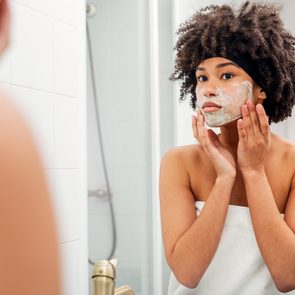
[167,254,202,289]
[172,268,200,289]
[274,274,295,293]
[275,282,295,293]
[176,276,199,289]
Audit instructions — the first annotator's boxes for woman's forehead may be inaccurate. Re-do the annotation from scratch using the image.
[198,57,234,68]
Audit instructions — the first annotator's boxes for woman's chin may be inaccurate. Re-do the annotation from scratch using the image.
[205,114,242,127]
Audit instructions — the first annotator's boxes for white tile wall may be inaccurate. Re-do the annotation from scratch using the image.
[53,22,79,97]
[87,121,113,169]
[10,3,53,91]
[115,262,150,295]
[111,75,146,122]
[60,241,80,295]
[12,0,53,16]
[111,121,148,168]
[4,1,87,295]
[287,114,295,142]
[112,168,148,215]
[110,0,140,30]
[10,85,55,168]
[114,215,149,263]
[159,72,173,121]
[88,213,113,260]
[0,49,11,82]
[53,169,82,243]
[110,29,143,76]
[89,1,111,32]
[88,76,112,123]
[159,25,173,73]
[53,95,79,168]
[159,0,172,26]
[53,0,79,28]
[159,1,174,293]
[88,29,112,77]
[88,191,111,215]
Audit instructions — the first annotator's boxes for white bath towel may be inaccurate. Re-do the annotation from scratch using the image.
[167,201,295,295]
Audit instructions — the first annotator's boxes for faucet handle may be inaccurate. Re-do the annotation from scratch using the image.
[115,285,135,295]
[92,259,117,279]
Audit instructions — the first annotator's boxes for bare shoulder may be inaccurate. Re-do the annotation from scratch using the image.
[271,132,295,164]
[161,144,203,167]
[270,132,295,191]
[160,144,205,191]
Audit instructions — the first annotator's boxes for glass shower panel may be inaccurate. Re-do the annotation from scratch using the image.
[86,0,152,294]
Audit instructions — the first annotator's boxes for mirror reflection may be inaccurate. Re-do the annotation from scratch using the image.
[87,0,295,295]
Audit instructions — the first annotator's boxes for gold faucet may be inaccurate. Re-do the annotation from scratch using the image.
[91,259,135,295]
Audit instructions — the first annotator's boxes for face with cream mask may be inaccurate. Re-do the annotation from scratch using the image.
[195,57,267,127]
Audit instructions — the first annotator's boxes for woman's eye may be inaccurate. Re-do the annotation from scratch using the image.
[222,73,234,80]
[197,75,207,82]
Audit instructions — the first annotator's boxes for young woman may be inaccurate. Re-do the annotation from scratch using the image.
[160,2,295,294]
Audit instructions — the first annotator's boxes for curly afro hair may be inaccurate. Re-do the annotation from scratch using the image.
[170,1,295,124]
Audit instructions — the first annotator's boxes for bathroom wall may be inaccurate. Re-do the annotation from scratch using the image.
[158,0,174,294]
[0,1,88,295]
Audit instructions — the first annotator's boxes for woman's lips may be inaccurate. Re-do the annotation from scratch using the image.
[203,106,222,112]
[202,102,222,113]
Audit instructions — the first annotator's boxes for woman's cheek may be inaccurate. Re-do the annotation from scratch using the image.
[222,87,248,116]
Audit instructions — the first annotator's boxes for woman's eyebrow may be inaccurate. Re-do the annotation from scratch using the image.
[196,62,241,72]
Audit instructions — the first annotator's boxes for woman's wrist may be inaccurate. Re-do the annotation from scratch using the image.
[212,175,236,202]
[240,165,266,178]
[216,174,236,185]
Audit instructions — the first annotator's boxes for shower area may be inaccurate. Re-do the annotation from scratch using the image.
[86,0,174,294]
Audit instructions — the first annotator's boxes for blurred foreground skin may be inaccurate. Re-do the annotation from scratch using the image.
[0,1,61,294]
[0,94,61,295]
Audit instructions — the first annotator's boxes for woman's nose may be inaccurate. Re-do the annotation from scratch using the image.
[202,85,218,97]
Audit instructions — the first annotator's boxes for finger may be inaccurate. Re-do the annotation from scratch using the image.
[196,110,205,144]
[197,111,211,149]
[247,100,260,136]
[256,104,270,139]
[241,104,252,135]
[207,129,222,148]
[237,118,247,141]
[192,114,199,141]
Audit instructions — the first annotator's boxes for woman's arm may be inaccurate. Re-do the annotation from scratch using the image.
[242,168,295,293]
[237,101,295,292]
[160,148,235,288]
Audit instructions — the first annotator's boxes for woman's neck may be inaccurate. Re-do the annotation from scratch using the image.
[218,121,239,153]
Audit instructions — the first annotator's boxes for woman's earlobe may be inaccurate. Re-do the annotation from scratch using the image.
[258,89,267,100]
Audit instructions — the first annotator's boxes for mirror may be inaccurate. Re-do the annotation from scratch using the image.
[87,0,295,294]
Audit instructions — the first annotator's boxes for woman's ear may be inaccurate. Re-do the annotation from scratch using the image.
[253,84,267,104]
[259,88,267,99]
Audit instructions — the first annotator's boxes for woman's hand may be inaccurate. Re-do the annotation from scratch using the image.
[237,100,271,174]
[192,110,236,179]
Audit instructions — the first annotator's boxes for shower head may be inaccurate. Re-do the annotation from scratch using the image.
[86,3,96,18]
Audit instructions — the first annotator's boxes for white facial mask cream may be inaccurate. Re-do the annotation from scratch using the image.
[195,81,254,127]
